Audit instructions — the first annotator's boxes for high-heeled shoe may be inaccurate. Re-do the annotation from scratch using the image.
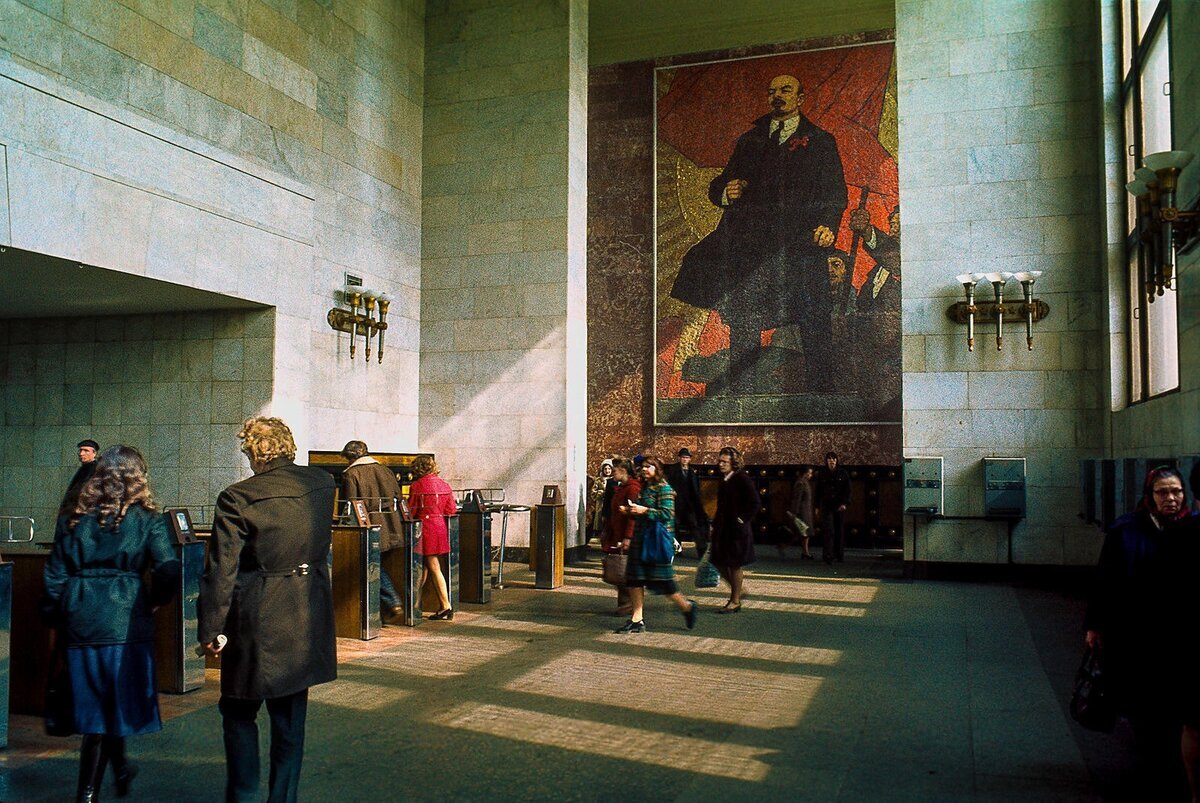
[430,608,454,621]
[115,764,138,798]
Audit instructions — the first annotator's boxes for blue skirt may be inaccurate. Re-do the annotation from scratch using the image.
[67,642,162,736]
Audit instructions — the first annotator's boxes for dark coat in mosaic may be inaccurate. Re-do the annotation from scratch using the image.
[199,459,337,700]
[671,111,847,333]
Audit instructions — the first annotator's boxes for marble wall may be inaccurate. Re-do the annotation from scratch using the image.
[896,0,1105,565]
[586,33,903,472]
[0,0,425,459]
[420,0,589,542]
[0,309,273,535]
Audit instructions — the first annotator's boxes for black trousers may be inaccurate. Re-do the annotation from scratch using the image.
[823,508,844,562]
[220,689,308,803]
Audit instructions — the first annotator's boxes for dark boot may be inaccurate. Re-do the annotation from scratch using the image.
[104,736,137,798]
[77,734,106,803]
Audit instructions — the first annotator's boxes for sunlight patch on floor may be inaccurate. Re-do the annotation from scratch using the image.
[742,578,879,603]
[354,634,526,678]
[507,650,822,728]
[429,703,775,781]
[593,631,842,665]
[739,599,867,617]
[460,615,573,634]
[309,680,412,711]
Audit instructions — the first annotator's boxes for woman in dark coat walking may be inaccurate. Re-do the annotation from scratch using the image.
[617,455,697,633]
[710,446,761,612]
[42,445,181,802]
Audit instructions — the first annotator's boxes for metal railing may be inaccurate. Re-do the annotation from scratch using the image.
[0,516,35,543]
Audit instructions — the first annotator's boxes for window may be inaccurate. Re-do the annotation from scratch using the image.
[1121,0,1178,402]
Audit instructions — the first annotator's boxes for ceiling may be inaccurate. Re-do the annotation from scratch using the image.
[0,247,264,319]
[589,0,896,65]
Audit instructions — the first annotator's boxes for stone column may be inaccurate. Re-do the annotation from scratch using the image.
[421,1,588,544]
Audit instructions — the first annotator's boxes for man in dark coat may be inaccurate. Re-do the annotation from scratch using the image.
[671,74,847,395]
[340,439,405,622]
[850,206,901,315]
[664,447,710,557]
[817,451,852,564]
[58,438,99,518]
[199,416,337,803]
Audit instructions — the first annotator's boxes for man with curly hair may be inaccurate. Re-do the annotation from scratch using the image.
[199,416,337,803]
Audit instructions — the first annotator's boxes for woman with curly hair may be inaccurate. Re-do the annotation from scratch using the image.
[710,446,760,613]
[42,446,180,802]
[408,455,458,620]
[616,455,697,633]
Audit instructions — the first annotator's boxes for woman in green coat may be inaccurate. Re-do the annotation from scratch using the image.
[616,455,698,633]
[43,446,180,802]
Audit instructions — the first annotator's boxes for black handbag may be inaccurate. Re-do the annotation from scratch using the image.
[1070,647,1116,733]
[44,644,76,737]
[601,552,628,586]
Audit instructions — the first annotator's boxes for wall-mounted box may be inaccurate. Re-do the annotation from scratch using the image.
[903,457,943,515]
[983,457,1026,519]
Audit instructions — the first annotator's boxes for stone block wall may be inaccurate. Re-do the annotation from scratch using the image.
[0,0,425,458]
[420,0,588,540]
[0,309,273,536]
[896,0,1105,565]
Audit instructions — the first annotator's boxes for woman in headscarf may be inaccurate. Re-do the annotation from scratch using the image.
[1085,466,1195,799]
[586,459,615,543]
[616,455,697,633]
[42,446,181,802]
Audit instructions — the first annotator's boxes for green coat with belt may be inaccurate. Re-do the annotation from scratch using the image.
[42,505,181,646]
[199,459,337,700]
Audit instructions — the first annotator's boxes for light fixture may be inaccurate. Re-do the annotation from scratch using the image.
[1012,271,1042,350]
[1125,150,1199,302]
[328,285,391,363]
[946,272,1049,351]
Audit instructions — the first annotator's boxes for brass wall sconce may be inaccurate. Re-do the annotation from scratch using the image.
[328,284,390,363]
[947,271,1049,351]
[1125,150,1198,302]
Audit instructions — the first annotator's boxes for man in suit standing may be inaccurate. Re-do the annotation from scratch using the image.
[665,448,709,557]
[340,440,405,623]
[817,451,852,564]
[199,417,337,803]
[671,74,847,394]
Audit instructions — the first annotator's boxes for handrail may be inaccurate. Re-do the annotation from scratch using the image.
[0,516,35,543]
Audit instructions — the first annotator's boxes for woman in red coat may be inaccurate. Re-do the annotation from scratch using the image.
[602,458,641,616]
[408,455,458,620]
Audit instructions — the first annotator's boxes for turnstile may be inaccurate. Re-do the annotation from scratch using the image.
[1,560,11,748]
[154,541,206,693]
[331,525,382,640]
[458,493,492,604]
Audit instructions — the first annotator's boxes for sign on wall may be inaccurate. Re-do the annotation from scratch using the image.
[654,41,901,426]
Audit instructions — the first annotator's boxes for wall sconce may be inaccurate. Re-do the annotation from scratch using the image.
[327,285,390,363]
[947,272,1049,351]
[1125,150,1198,302]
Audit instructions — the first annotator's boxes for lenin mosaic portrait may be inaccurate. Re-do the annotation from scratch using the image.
[654,42,901,426]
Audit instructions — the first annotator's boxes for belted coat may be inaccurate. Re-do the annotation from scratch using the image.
[199,459,337,700]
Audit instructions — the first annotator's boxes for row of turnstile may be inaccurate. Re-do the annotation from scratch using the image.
[0,497,563,744]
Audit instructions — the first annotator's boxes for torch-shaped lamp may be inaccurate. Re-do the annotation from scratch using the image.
[983,272,1013,351]
[1012,271,1042,350]
[955,273,983,351]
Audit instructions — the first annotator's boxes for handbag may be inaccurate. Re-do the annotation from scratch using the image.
[601,551,628,586]
[1069,647,1116,733]
[640,520,676,564]
[695,546,720,589]
[44,644,76,737]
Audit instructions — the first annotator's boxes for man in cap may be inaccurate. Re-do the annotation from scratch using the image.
[58,439,99,518]
[665,448,709,557]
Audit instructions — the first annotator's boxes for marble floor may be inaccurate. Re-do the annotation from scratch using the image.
[1,551,1125,801]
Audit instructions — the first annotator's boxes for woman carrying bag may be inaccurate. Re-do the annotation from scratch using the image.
[615,455,697,633]
[42,446,181,802]
[601,458,641,615]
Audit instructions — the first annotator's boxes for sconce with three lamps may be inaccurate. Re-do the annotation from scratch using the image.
[1124,150,1198,302]
[327,284,391,363]
[947,271,1048,352]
